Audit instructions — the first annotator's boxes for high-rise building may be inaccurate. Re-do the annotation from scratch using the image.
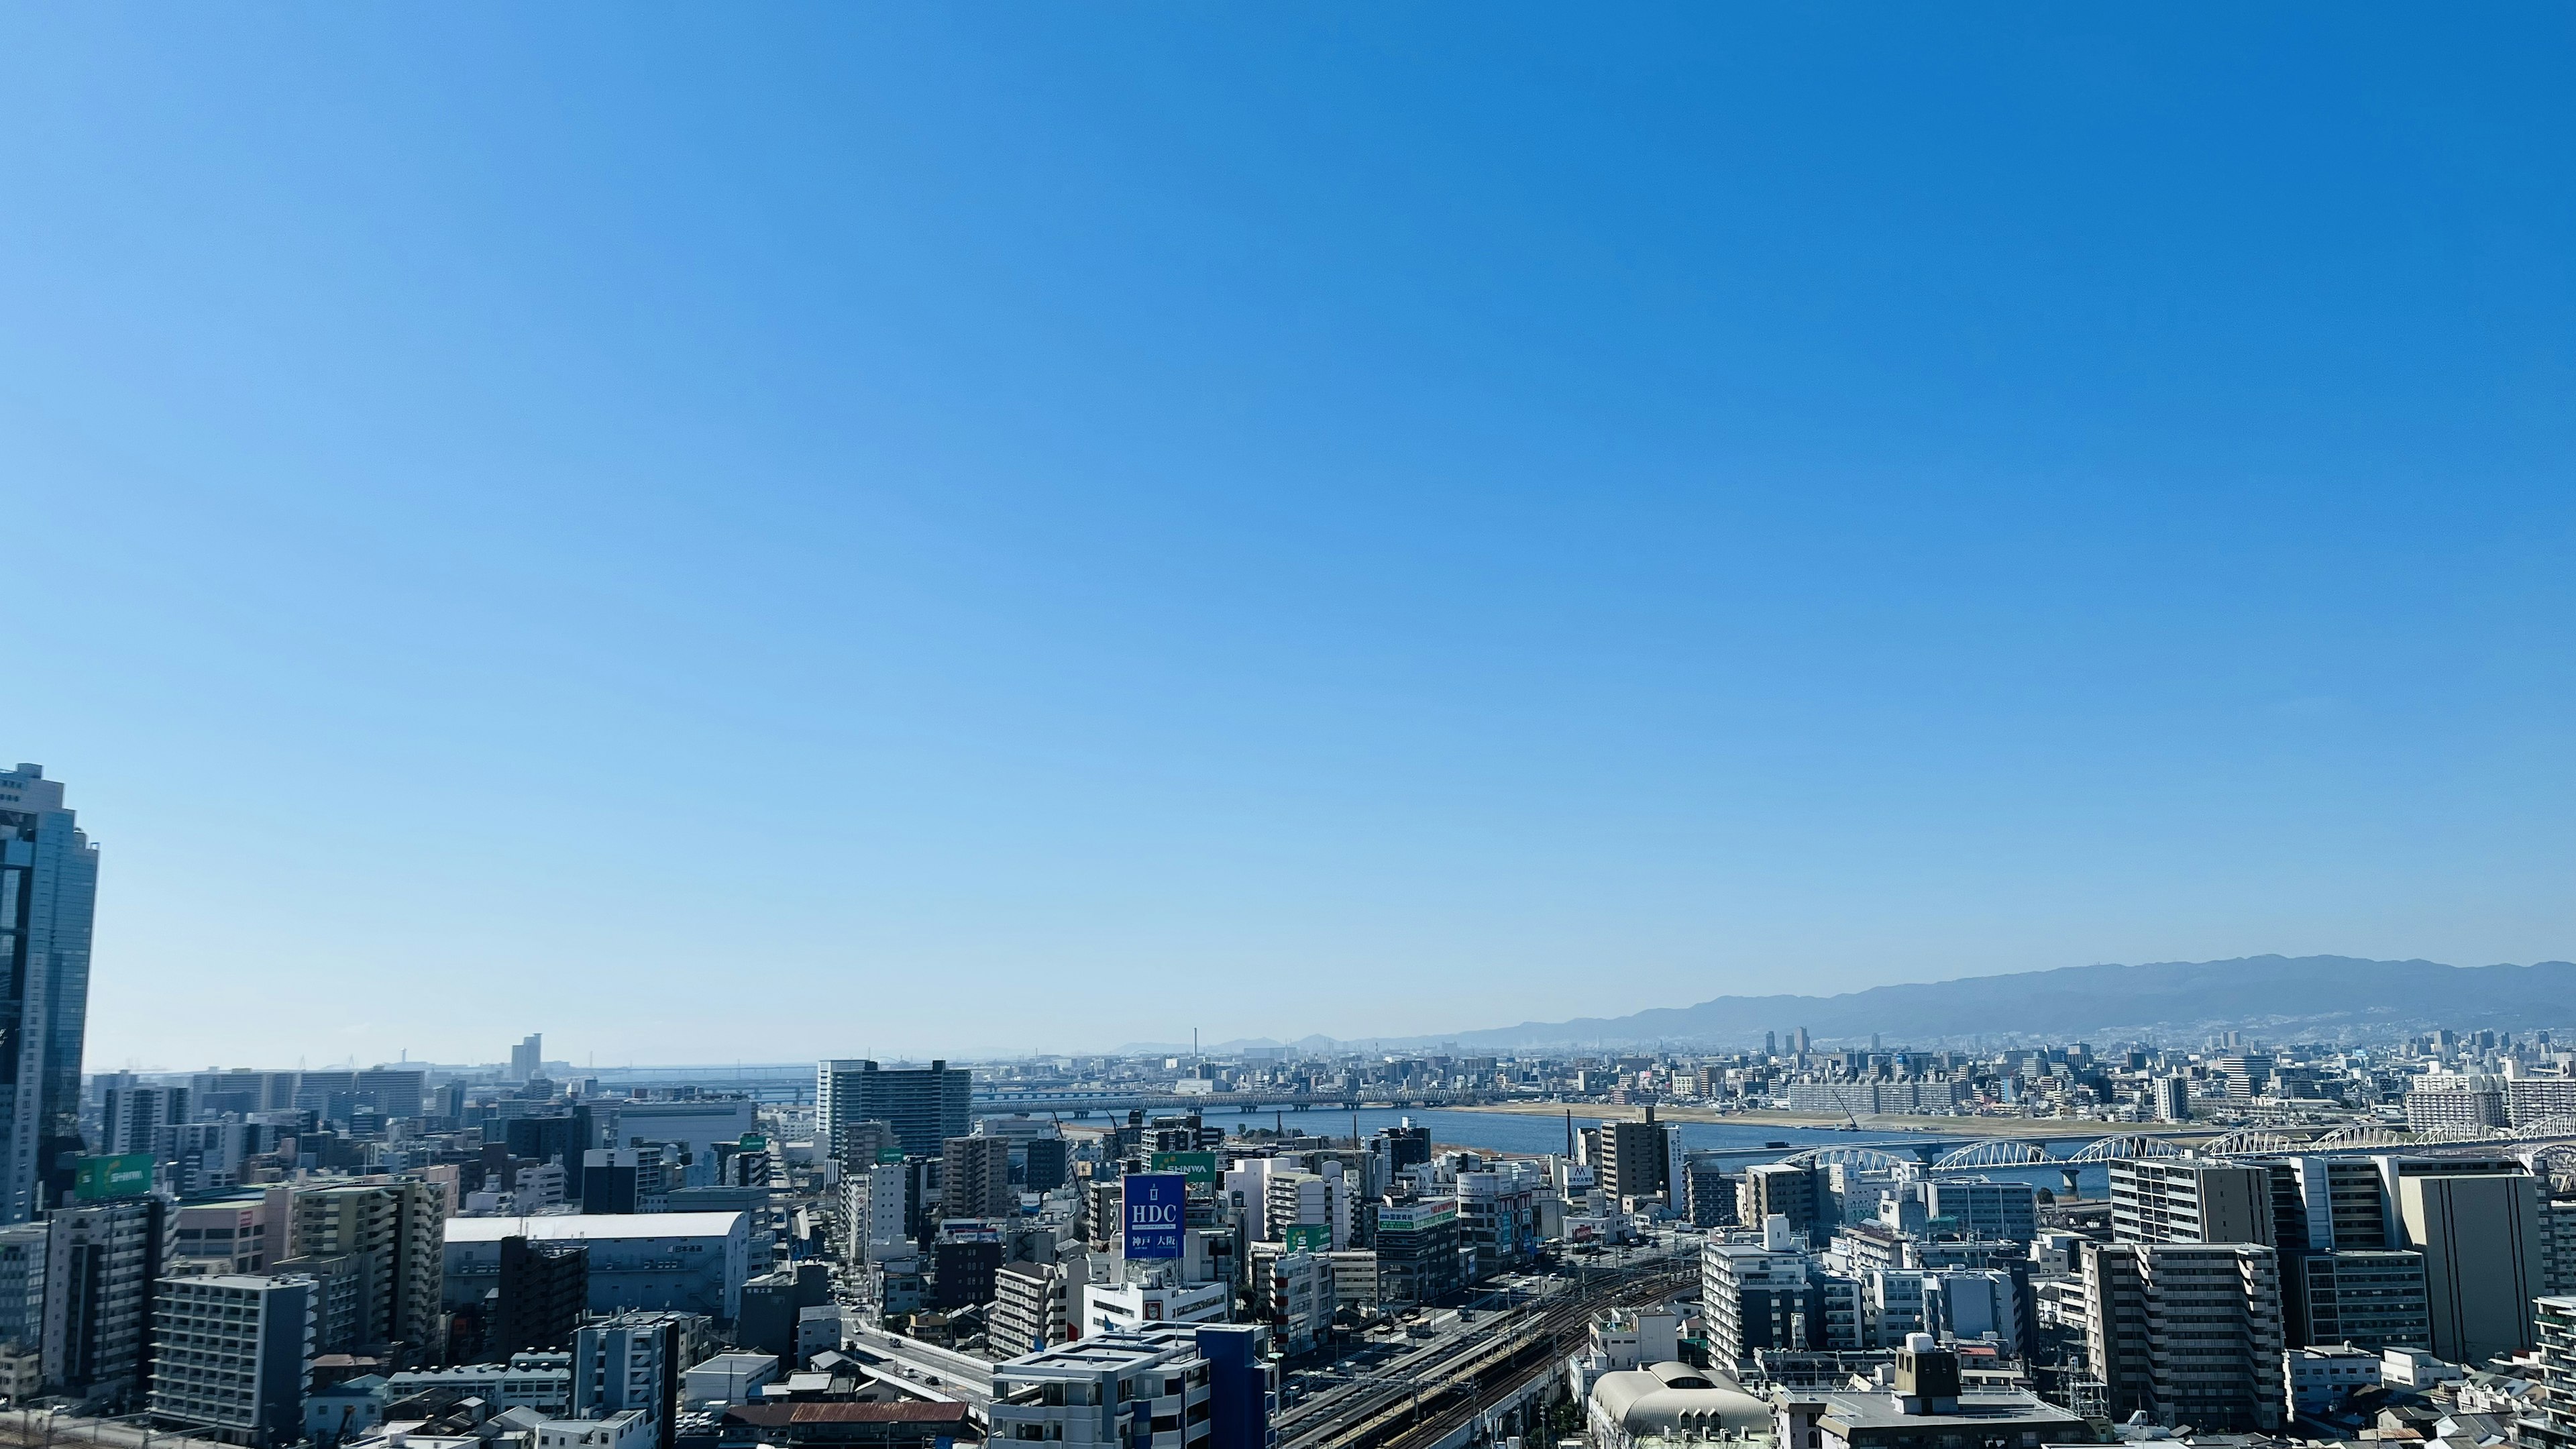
[1739,1163,1829,1248]
[2530,1297,2576,1449]
[99,1086,189,1158]
[1372,1200,1461,1305]
[2293,1249,2431,1350]
[2405,1075,2509,1132]
[941,1135,1014,1221]
[0,1223,43,1349]
[2151,1075,2192,1122]
[2081,1240,2286,1432]
[838,1161,908,1264]
[574,1311,686,1449]
[2394,1170,2543,1364]
[43,1195,166,1399]
[148,1274,315,1446]
[494,1236,588,1354]
[990,1260,1069,1358]
[816,1061,971,1161]
[1924,1178,2037,1242]
[0,764,99,1222]
[509,1034,544,1083]
[2109,1160,2274,1247]
[292,1179,445,1349]
[1024,1136,1070,1194]
[1599,1118,1669,1205]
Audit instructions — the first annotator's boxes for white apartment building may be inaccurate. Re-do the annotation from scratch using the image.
[148,1273,317,1445]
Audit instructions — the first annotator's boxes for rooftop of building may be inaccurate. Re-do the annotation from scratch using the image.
[1805,1389,2089,1435]
[443,1211,745,1242]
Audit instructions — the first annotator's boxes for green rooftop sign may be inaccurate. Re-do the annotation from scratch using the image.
[74,1153,153,1201]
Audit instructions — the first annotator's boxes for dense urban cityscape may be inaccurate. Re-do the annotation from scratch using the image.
[9,767,2576,1449]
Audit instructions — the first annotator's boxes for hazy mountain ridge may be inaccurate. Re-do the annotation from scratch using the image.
[1123,956,2576,1054]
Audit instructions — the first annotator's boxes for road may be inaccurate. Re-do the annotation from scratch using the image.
[0,1411,232,1449]
[1277,1242,1699,1449]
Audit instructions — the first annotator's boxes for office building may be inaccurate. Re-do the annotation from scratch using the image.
[2081,1240,2285,1432]
[574,1311,688,1449]
[43,1195,166,1399]
[735,1264,833,1361]
[169,1192,282,1275]
[445,1213,751,1321]
[2109,1160,2274,1246]
[1739,1163,1830,1248]
[1923,1179,2036,1243]
[816,1061,971,1161]
[511,1034,545,1082]
[931,1222,1003,1310]
[941,1136,1014,1220]
[1455,1163,1540,1276]
[147,1273,315,1446]
[0,765,99,1223]
[294,1179,447,1348]
[989,1324,1269,1449]
[1371,1199,1460,1306]
[2394,1170,2544,1364]
[495,1236,590,1354]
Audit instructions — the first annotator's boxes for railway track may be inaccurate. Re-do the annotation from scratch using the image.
[1283,1258,1696,1449]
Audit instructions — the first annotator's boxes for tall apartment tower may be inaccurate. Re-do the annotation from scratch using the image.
[2109,1160,2275,1246]
[43,1195,166,1400]
[292,1180,446,1349]
[817,1060,971,1160]
[941,1135,1015,1220]
[98,1086,189,1157]
[508,1034,543,1082]
[1599,1117,1670,1206]
[2082,1240,2287,1432]
[1738,1163,1830,1248]
[0,765,99,1222]
[2151,1075,2192,1122]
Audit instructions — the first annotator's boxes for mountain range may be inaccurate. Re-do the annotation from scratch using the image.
[1142,955,2576,1053]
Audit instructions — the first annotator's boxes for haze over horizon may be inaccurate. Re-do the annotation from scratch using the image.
[7,8,2575,1069]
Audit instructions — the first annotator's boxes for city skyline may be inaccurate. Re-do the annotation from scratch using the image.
[10,9,2576,1067]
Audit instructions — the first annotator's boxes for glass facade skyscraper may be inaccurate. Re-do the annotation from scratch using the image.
[0,764,97,1222]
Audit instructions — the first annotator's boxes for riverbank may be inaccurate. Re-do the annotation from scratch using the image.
[1450,1099,2193,1139]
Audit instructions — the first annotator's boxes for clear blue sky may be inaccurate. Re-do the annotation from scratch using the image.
[5,7,2572,1070]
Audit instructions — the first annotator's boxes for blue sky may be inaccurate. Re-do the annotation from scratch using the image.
[5,7,2573,1069]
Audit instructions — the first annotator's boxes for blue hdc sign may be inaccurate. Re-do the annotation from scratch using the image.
[1124,1172,1187,1259]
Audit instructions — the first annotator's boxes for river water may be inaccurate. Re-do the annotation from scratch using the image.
[1186,1104,2114,1198]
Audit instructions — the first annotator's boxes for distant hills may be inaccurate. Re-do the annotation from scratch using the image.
[1146,955,2576,1054]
